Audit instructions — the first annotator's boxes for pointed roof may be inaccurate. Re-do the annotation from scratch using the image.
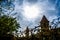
[26,27,29,30]
[40,15,49,23]
[26,26,29,32]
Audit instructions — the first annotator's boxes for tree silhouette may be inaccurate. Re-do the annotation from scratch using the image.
[0,15,20,36]
[0,0,15,16]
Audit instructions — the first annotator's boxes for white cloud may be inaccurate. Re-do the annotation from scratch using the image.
[14,0,59,30]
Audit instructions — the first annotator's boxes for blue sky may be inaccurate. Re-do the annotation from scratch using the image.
[1,0,60,30]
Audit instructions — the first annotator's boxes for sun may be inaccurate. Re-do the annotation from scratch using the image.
[23,5,39,19]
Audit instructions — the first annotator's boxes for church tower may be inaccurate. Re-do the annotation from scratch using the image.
[40,15,51,40]
[40,15,49,32]
[25,27,29,38]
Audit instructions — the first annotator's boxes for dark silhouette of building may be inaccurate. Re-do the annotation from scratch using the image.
[39,15,60,40]
[38,15,51,40]
[25,27,29,39]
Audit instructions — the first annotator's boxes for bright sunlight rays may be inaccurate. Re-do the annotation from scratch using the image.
[23,5,40,19]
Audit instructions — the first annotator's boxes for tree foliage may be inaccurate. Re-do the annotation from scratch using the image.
[0,0,15,16]
[0,15,20,36]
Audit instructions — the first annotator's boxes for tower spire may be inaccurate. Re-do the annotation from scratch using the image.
[40,15,49,28]
[40,15,49,23]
